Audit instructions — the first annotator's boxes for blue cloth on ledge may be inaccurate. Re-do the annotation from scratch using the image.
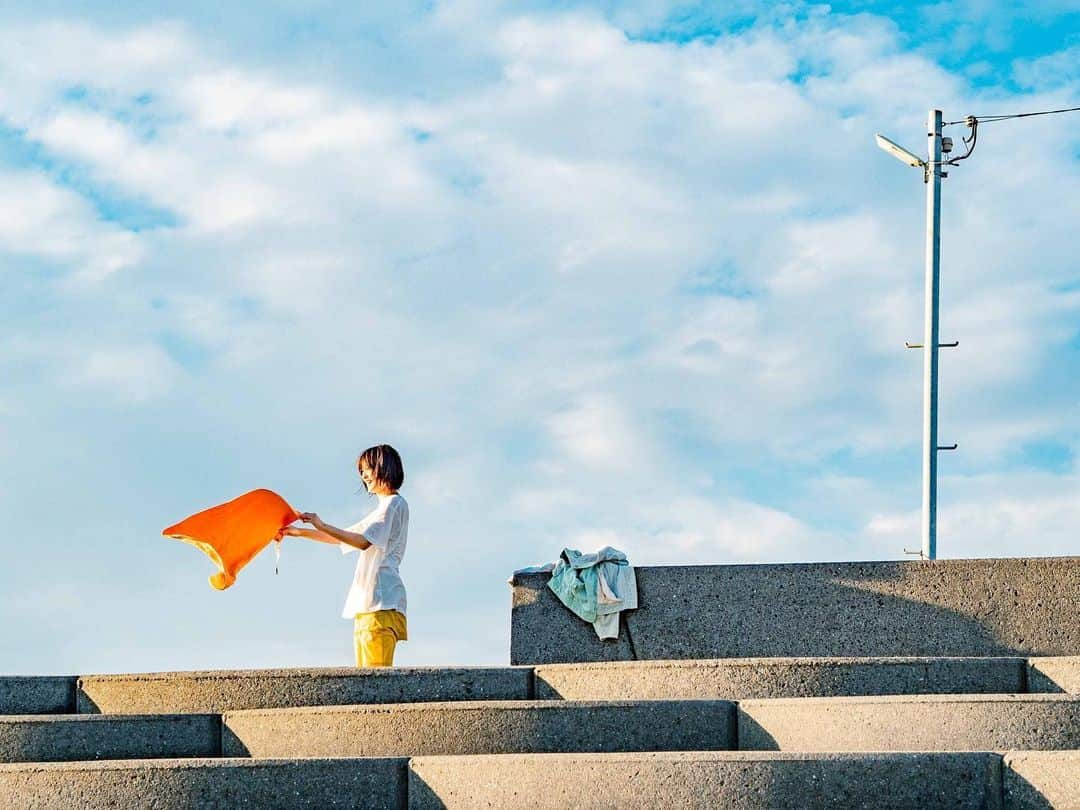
[547,546,638,639]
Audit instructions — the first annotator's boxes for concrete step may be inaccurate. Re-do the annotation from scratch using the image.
[9,692,1073,765]
[1,751,1074,808]
[535,656,1026,700]
[0,678,75,714]
[0,715,220,764]
[77,666,531,714]
[222,699,735,758]
[1028,656,1080,693]
[739,694,1080,752]
[0,757,408,809]
[1003,750,1080,809]
[407,751,1003,809]
[9,656,1074,718]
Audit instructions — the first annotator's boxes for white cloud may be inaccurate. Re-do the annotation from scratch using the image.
[867,468,1080,559]
[63,344,181,402]
[545,394,652,469]
[638,494,830,562]
[0,20,191,94]
[1012,45,1080,90]
[179,70,326,131]
[0,169,143,278]
[552,492,845,566]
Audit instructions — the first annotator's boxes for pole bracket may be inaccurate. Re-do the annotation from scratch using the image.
[937,443,958,451]
[906,341,959,349]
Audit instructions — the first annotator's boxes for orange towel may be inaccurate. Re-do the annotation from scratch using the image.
[163,489,299,590]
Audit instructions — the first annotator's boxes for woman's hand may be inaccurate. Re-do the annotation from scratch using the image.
[299,512,323,528]
[276,526,305,539]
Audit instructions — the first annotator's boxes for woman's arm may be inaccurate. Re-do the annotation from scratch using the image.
[294,512,372,550]
[282,527,340,545]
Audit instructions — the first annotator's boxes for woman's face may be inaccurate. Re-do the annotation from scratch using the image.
[359,462,381,493]
[359,463,374,491]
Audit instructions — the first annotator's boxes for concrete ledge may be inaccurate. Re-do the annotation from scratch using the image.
[511,557,1080,664]
[0,752,1015,809]
[1027,657,1080,694]
[1003,750,1080,809]
[0,715,220,763]
[0,757,408,810]
[407,751,1002,809]
[738,694,1080,752]
[77,666,531,714]
[534,657,1026,700]
[0,677,75,714]
[222,700,736,758]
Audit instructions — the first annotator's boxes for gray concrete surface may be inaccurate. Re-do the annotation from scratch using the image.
[0,714,220,763]
[534,656,1026,700]
[222,699,735,758]
[1027,656,1080,694]
[511,557,1080,664]
[407,751,1002,809]
[738,694,1080,752]
[78,666,532,714]
[1003,750,1080,809]
[0,752,1020,809]
[0,757,408,809]
[0,677,75,714]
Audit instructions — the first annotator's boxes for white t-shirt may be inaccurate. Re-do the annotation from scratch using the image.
[339,492,408,618]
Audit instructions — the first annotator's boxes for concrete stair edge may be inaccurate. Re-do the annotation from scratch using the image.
[0,714,221,764]
[220,699,737,758]
[7,655,1078,715]
[75,666,533,714]
[738,693,1080,752]
[2,751,1075,809]
[4,691,1078,763]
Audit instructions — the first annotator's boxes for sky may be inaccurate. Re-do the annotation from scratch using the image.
[1,0,1077,675]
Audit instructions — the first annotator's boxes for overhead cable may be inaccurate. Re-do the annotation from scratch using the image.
[944,105,1080,126]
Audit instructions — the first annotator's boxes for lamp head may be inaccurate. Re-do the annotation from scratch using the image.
[875,134,925,168]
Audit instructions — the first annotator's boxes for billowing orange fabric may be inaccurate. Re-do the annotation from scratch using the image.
[163,489,299,590]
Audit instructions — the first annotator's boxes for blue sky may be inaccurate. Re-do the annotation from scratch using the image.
[1,0,1077,674]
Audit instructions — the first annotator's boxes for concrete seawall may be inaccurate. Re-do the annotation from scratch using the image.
[510,557,1080,664]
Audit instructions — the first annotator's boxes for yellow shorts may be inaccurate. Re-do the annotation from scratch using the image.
[353,609,408,668]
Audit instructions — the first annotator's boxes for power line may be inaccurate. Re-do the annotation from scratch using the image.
[939,104,1078,164]
[944,105,1080,126]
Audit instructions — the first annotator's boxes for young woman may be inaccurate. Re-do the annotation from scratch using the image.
[282,444,409,667]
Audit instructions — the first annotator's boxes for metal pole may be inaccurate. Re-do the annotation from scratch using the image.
[922,109,943,560]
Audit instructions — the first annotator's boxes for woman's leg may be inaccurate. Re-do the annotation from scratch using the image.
[354,625,398,667]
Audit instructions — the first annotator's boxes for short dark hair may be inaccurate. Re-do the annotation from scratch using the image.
[357,444,405,491]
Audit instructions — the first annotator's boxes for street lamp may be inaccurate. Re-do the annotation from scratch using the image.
[876,109,957,561]
[876,105,1078,559]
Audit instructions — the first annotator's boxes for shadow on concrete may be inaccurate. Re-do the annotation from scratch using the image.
[735,709,780,751]
[76,682,101,714]
[406,771,446,810]
[0,677,76,714]
[1026,659,1079,694]
[1027,671,1068,694]
[1004,779,1055,810]
[1003,751,1077,809]
[219,723,250,757]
